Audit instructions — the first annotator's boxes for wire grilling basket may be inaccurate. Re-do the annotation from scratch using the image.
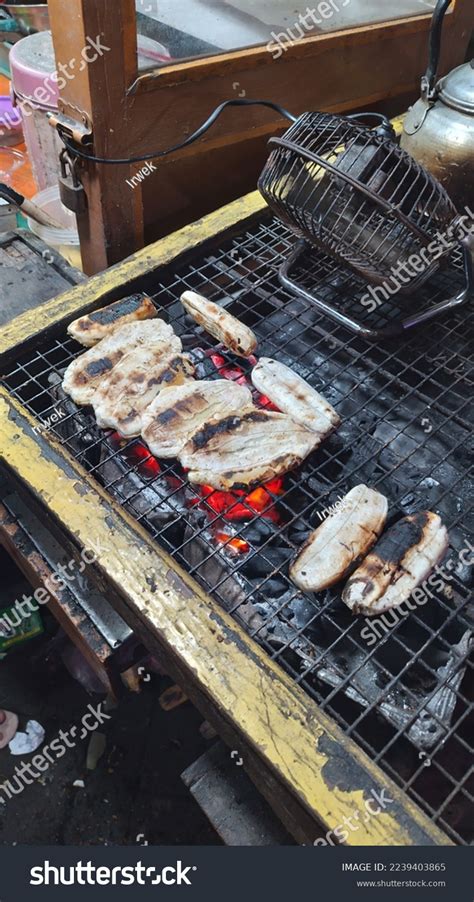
[259,112,459,291]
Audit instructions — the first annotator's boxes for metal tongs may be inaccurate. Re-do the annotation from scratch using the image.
[0,182,63,228]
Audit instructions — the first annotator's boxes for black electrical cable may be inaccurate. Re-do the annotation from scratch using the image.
[62,98,298,165]
[61,101,392,166]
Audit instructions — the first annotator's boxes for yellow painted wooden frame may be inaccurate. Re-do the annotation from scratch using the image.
[0,187,451,846]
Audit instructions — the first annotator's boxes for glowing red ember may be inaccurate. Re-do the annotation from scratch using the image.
[215,532,250,555]
[209,353,248,385]
[109,432,161,478]
[194,479,284,524]
[129,440,162,477]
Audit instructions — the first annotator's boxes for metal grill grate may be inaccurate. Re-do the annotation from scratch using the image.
[2,213,473,844]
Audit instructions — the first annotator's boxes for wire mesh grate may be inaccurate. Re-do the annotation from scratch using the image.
[2,213,473,844]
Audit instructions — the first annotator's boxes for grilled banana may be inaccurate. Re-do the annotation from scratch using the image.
[251,357,340,431]
[68,293,157,347]
[342,511,449,615]
[62,320,180,406]
[181,290,257,358]
[290,484,388,592]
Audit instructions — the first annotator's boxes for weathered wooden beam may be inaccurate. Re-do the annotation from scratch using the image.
[48,0,144,273]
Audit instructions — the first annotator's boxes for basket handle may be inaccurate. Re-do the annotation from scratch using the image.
[423,0,453,99]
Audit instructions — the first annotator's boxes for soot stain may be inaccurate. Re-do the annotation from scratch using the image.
[165,569,195,600]
[146,573,158,593]
[317,735,435,844]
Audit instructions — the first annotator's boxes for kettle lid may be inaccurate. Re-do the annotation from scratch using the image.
[439,61,474,115]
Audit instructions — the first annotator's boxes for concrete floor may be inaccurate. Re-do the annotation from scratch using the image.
[0,552,220,846]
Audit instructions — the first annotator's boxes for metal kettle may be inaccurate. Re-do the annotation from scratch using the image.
[401,0,474,212]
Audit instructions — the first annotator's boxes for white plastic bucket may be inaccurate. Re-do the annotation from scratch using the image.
[27,185,82,270]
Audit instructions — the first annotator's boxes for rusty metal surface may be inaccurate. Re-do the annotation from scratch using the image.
[3,490,132,650]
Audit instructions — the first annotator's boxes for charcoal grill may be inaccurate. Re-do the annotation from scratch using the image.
[0,195,472,846]
[259,112,474,338]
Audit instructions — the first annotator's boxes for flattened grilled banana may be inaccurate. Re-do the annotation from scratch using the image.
[92,350,195,437]
[179,408,320,490]
[62,320,180,406]
[251,357,340,431]
[290,484,388,592]
[141,380,252,458]
[181,290,257,358]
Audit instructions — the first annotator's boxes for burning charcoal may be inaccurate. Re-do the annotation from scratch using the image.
[192,357,220,380]
[249,576,287,597]
[241,546,291,579]
[236,602,268,637]
[179,334,200,353]
[290,527,311,549]
[281,592,319,631]
[239,519,281,544]
[398,632,471,750]
[96,436,188,530]
[453,554,474,589]
[181,526,262,630]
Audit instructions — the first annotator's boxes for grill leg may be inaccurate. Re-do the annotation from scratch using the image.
[279,238,474,341]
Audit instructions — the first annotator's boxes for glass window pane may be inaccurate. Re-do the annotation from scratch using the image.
[135,0,439,69]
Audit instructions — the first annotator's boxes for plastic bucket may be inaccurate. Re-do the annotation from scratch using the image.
[10,31,62,189]
[26,185,82,270]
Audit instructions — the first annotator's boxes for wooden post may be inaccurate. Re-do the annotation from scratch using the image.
[48,0,144,274]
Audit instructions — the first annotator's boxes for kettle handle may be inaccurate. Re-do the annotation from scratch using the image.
[423,0,454,98]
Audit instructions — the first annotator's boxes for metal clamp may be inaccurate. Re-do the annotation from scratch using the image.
[49,110,92,146]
